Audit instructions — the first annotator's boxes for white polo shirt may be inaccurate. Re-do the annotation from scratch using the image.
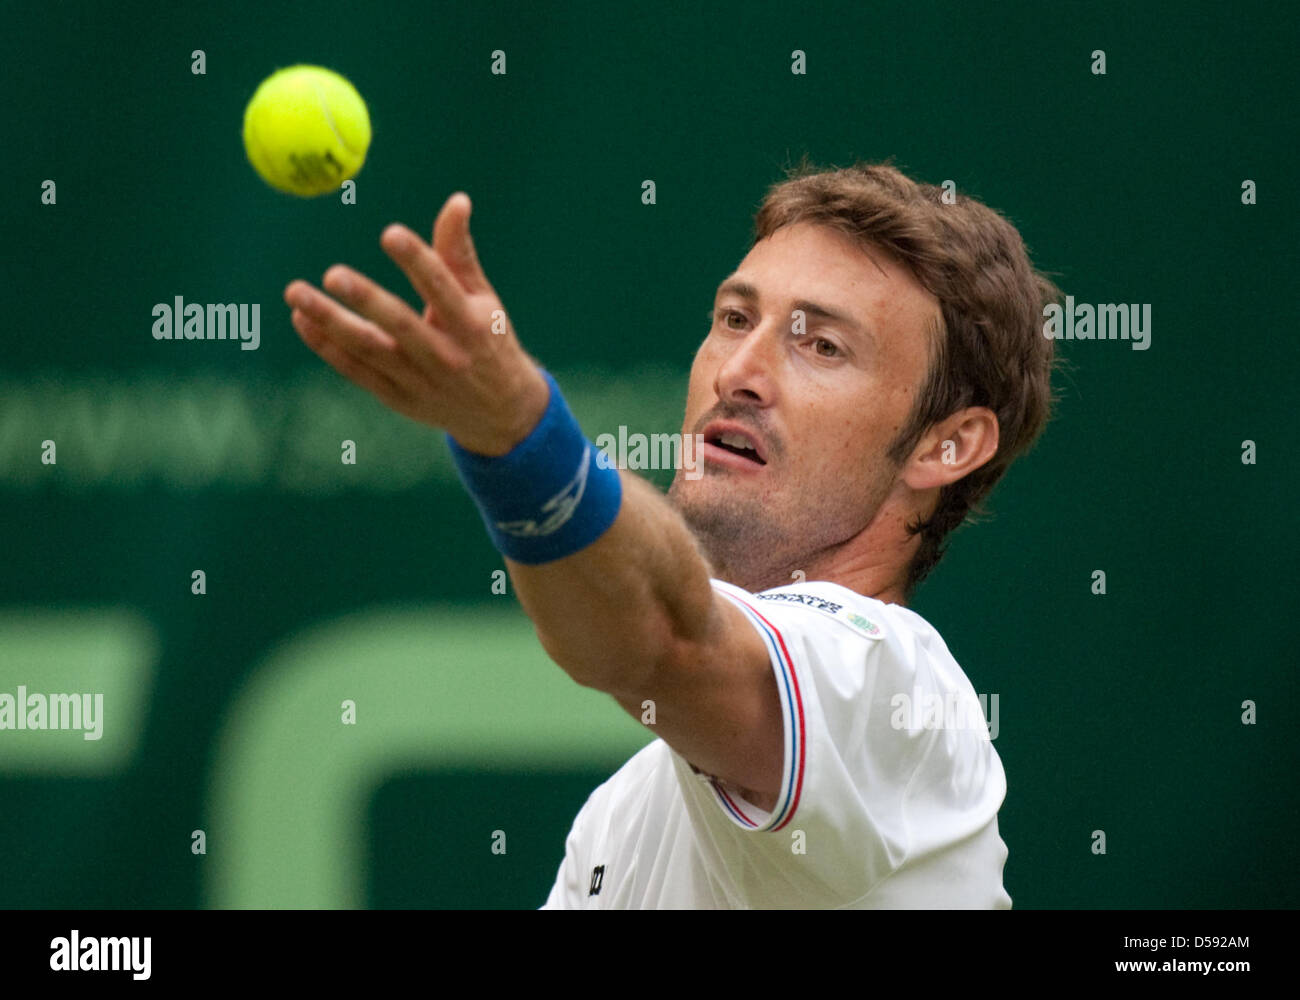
[542,578,1011,909]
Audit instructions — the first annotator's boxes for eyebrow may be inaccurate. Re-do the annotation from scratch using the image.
[714,278,873,342]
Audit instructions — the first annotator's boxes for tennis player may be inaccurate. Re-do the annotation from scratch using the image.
[284,161,1059,908]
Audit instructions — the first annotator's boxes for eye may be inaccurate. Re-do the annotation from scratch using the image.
[813,337,840,357]
[719,308,748,331]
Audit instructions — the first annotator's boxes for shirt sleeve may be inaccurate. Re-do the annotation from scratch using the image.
[667,578,1006,908]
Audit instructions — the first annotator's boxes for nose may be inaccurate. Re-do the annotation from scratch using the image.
[712,321,780,408]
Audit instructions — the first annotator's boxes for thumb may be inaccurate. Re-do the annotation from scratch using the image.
[433,191,490,294]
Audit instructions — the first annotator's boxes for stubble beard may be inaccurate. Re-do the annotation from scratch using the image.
[667,461,900,593]
[667,476,784,590]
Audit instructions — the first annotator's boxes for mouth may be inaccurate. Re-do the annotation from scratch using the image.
[701,421,768,469]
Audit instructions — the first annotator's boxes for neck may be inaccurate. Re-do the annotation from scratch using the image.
[716,528,917,607]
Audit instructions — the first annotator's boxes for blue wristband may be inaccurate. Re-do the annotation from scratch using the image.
[446,370,623,564]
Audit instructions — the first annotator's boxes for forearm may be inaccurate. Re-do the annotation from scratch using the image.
[507,471,719,694]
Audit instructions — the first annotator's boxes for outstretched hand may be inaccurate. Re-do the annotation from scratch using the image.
[284,192,549,455]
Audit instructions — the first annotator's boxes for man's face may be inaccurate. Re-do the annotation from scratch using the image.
[667,221,941,592]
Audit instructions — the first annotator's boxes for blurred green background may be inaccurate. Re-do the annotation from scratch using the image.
[1,0,1296,908]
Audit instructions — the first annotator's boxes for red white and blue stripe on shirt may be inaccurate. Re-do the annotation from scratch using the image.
[708,588,806,832]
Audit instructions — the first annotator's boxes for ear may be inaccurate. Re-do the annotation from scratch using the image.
[900,406,999,490]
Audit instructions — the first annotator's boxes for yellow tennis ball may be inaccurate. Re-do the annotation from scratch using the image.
[242,64,371,197]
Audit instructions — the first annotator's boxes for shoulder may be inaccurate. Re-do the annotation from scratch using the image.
[712,577,946,655]
[710,576,989,750]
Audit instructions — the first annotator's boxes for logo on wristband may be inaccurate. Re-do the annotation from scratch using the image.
[495,447,591,538]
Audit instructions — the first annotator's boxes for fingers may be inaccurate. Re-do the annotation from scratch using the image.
[285,277,454,392]
[319,264,470,373]
[378,225,477,349]
[285,280,399,355]
[282,192,494,400]
[289,306,412,408]
[433,192,491,294]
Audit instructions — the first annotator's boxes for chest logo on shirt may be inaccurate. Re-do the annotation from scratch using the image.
[756,590,884,638]
[589,865,605,897]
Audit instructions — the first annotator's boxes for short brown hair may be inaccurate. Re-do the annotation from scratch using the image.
[752,157,1062,595]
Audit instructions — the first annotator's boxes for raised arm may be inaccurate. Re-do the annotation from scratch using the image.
[284,193,781,805]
